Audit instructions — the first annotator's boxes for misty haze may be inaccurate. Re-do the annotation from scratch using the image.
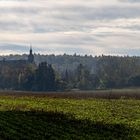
[0,0,139,140]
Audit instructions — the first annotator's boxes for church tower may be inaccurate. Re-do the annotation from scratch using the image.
[28,46,34,63]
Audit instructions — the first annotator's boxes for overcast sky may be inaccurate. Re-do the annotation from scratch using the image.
[0,0,140,55]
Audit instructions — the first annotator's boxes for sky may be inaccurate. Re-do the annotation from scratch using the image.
[0,0,140,56]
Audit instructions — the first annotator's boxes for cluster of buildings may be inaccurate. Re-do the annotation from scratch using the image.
[0,47,35,67]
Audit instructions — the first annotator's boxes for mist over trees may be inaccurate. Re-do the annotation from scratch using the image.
[0,54,140,91]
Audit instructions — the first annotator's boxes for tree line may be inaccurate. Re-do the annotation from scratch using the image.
[0,55,140,91]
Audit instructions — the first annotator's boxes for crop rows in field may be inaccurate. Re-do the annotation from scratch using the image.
[0,96,139,139]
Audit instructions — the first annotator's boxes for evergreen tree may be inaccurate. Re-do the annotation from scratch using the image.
[47,64,56,91]
[35,62,56,91]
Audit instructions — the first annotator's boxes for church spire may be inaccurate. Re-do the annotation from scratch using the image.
[28,45,34,63]
[30,44,32,55]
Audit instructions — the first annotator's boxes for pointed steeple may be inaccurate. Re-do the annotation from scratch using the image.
[30,44,32,54]
[28,44,34,63]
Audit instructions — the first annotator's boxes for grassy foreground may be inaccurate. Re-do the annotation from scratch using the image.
[0,96,139,139]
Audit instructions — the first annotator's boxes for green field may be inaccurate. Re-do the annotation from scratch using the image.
[0,95,139,140]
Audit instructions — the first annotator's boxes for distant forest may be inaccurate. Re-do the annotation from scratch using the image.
[0,54,140,91]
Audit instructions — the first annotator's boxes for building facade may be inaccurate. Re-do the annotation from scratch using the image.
[0,48,35,66]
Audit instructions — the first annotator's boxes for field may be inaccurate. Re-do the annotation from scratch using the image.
[1,88,140,99]
[0,90,139,139]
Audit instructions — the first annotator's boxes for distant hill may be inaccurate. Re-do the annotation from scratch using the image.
[0,54,140,76]
[0,54,97,74]
[0,54,140,90]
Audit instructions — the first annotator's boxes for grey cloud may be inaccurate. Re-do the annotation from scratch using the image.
[105,47,140,56]
[1,5,140,33]
[0,43,45,53]
[0,0,139,55]
[119,0,140,3]
[54,6,140,20]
